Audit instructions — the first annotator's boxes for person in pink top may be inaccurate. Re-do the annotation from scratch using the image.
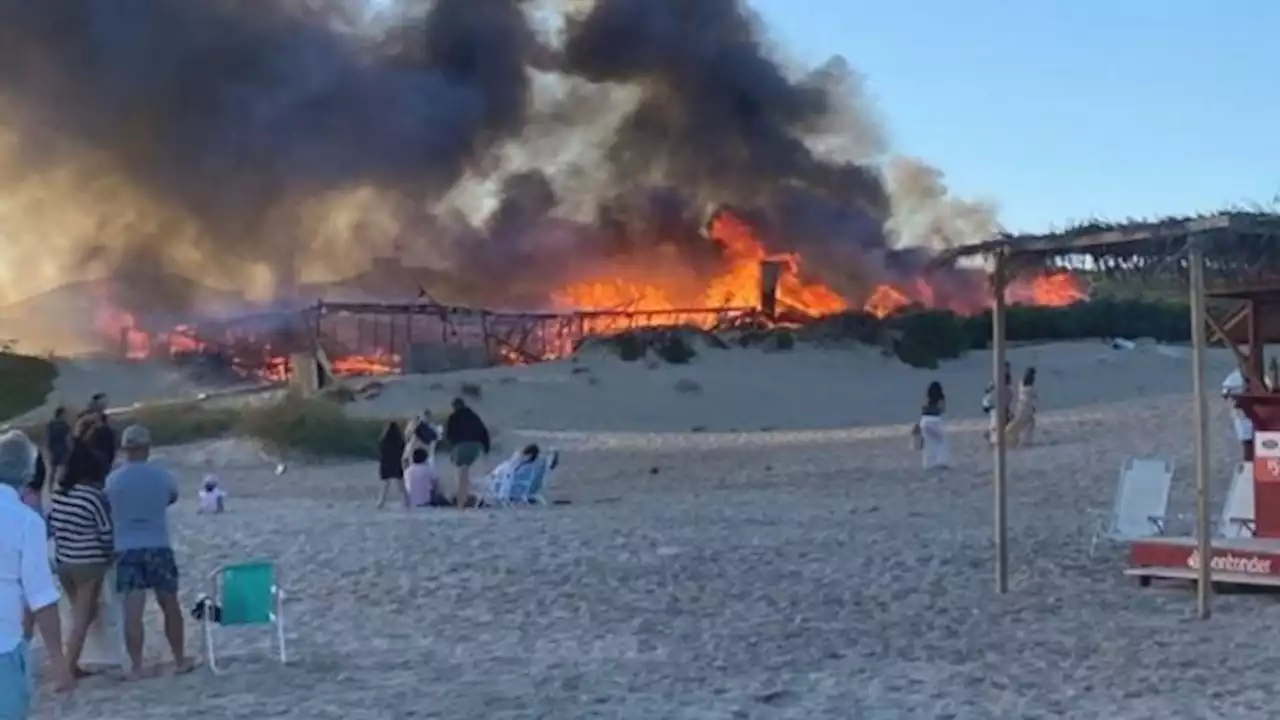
[404,448,445,508]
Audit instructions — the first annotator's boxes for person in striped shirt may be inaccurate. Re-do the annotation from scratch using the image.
[47,456,114,678]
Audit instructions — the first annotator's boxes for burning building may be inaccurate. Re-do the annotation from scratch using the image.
[0,0,1089,381]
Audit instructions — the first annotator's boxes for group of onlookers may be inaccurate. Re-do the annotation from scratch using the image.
[1,394,187,719]
[376,397,492,509]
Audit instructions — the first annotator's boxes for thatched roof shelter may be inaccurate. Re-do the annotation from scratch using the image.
[933,211,1280,284]
[933,211,1280,344]
[936,209,1280,617]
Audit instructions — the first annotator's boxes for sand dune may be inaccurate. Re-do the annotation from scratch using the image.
[349,340,1236,433]
[24,341,1272,719]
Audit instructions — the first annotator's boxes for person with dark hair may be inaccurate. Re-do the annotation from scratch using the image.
[915,381,950,470]
[46,406,71,485]
[376,421,408,509]
[65,416,108,490]
[47,440,114,678]
[444,398,490,508]
[405,447,446,507]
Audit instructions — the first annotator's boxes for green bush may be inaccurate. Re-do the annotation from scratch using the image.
[610,333,646,362]
[654,334,697,364]
[0,353,58,422]
[867,298,1191,368]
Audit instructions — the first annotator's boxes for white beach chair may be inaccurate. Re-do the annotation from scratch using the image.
[481,453,521,507]
[524,449,559,505]
[1089,457,1174,556]
[1219,462,1256,538]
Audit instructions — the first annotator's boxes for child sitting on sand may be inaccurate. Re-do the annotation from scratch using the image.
[198,475,227,514]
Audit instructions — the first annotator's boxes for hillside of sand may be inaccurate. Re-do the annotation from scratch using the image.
[345,339,1236,435]
[27,338,1276,719]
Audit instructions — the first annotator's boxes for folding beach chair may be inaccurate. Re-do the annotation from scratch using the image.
[1089,457,1174,556]
[523,449,559,505]
[200,561,288,674]
[1219,462,1256,538]
[481,453,521,507]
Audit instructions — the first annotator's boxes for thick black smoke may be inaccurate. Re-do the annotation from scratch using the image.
[561,0,893,294]
[0,0,960,328]
[0,0,540,299]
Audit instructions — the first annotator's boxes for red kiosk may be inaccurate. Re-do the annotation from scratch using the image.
[1128,286,1280,587]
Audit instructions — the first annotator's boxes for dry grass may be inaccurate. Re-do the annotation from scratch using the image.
[22,395,388,460]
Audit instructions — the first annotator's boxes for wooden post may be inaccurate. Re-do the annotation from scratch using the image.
[1248,299,1265,389]
[1188,242,1212,619]
[992,252,1009,594]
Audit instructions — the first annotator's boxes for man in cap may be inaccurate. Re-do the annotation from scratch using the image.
[0,430,73,717]
[105,425,192,678]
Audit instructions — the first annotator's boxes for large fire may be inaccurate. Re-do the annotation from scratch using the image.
[90,211,1086,378]
[92,302,398,383]
[553,210,1088,320]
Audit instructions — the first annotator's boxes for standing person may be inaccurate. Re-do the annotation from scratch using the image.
[87,411,116,475]
[47,459,114,678]
[46,407,72,488]
[403,410,439,469]
[0,431,74,718]
[917,381,950,470]
[66,418,108,489]
[444,398,490,509]
[105,425,192,679]
[375,421,408,510]
[1223,369,1254,461]
[1007,367,1039,447]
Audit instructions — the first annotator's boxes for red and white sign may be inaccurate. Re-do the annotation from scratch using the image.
[1186,549,1274,575]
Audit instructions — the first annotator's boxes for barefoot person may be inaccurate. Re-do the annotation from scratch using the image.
[105,425,192,678]
[444,398,491,508]
[47,456,114,678]
[1,431,74,718]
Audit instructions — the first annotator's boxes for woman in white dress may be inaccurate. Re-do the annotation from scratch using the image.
[1006,367,1039,447]
[917,381,950,470]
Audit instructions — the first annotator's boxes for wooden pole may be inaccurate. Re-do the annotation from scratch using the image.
[1188,242,1212,619]
[992,252,1009,594]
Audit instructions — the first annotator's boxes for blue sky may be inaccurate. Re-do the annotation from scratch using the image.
[748,0,1279,233]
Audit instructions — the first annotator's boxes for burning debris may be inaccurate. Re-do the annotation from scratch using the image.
[2,0,1087,366]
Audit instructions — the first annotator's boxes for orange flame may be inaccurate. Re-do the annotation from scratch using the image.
[553,210,1089,323]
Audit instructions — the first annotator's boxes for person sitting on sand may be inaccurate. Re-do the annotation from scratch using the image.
[916,382,950,470]
[405,448,447,508]
[376,421,408,509]
[444,398,490,509]
[47,449,115,678]
[105,425,193,678]
[198,475,227,514]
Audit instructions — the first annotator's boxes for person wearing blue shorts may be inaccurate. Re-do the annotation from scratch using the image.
[105,425,193,679]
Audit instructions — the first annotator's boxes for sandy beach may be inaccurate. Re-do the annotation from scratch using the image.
[27,341,1274,719]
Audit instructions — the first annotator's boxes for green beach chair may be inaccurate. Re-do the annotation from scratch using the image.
[201,561,288,674]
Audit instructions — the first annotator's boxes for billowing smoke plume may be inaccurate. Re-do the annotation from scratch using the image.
[0,0,996,348]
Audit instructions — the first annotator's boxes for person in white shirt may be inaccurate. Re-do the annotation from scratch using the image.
[197,475,226,514]
[1223,369,1255,461]
[0,430,74,717]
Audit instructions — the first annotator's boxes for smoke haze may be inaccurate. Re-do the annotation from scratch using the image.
[0,0,998,344]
